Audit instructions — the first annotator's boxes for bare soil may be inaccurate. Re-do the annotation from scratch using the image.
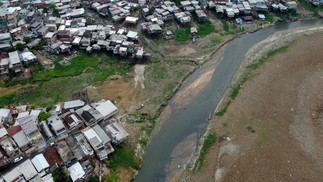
[100,75,148,113]
[185,32,323,182]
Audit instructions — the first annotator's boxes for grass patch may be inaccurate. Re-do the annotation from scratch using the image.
[174,28,191,43]
[32,54,100,81]
[194,132,217,172]
[221,21,244,35]
[197,20,218,37]
[298,0,321,15]
[222,20,230,32]
[265,12,275,23]
[216,45,289,117]
[107,144,140,172]
[289,9,298,17]
[0,94,16,108]
[106,170,118,182]
[215,100,231,116]
[0,54,131,107]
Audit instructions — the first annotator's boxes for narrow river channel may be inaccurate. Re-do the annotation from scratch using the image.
[134,19,323,182]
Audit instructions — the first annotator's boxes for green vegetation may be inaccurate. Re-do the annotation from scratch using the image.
[298,0,321,15]
[0,54,130,107]
[52,167,69,182]
[87,176,99,182]
[194,132,217,171]
[216,45,289,117]
[107,171,118,182]
[107,144,140,171]
[15,43,24,51]
[38,111,51,121]
[289,9,298,17]
[32,54,99,81]
[7,46,16,52]
[221,21,245,35]
[0,94,16,108]
[23,36,31,44]
[197,20,218,37]
[174,28,191,43]
[247,126,256,133]
[222,20,230,32]
[50,3,60,17]
[215,100,231,116]
[265,12,275,23]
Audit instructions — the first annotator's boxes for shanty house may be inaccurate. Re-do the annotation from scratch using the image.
[68,162,85,182]
[31,154,50,176]
[92,100,118,120]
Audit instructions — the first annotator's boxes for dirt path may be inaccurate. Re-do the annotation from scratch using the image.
[185,31,323,182]
[134,64,146,89]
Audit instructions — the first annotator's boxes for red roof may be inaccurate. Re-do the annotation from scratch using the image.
[43,147,64,167]
[6,125,22,137]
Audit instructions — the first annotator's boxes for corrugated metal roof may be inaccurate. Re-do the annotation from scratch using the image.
[16,115,38,135]
[17,159,38,181]
[92,125,111,144]
[31,154,50,172]
[0,127,8,138]
[12,130,29,148]
[68,162,85,182]
[64,100,85,110]
[94,100,118,118]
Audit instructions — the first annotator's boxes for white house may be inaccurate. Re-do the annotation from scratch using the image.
[68,162,85,182]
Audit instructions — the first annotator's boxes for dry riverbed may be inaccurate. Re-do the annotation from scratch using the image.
[183,28,323,182]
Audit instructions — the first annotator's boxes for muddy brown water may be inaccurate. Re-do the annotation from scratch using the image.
[134,19,323,182]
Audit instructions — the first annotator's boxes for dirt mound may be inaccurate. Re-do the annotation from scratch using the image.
[187,33,323,182]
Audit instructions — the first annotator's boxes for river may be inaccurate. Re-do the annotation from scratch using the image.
[134,19,323,182]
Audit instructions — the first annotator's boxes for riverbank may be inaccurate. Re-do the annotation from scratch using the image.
[183,24,323,182]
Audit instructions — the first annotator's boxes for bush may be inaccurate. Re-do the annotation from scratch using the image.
[23,36,31,44]
[52,167,69,182]
[16,43,24,51]
[174,28,191,43]
[197,20,217,37]
[38,111,51,121]
[107,144,139,171]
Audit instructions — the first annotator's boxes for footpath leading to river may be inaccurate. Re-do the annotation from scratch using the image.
[183,25,323,182]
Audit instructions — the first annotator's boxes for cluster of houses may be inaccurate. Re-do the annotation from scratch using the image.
[0,50,36,78]
[140,1,207,36]
[209,0,297,20]
[0,99,129,182]
[0,0,148,64]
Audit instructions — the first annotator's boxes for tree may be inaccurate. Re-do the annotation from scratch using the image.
[148,7,155,15]
[23,36,31,44]
[15,43,24,51]
[7,46,16,52]
[53,167,70,182]
[38,111,51,122]
[87,176,99,182]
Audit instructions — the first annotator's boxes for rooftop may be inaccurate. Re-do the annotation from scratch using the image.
[93,100,118,119]
[12,130,29,148]
[64,100,85,110]
[31,154,50,172]
[68,162,85,182]
[17,159,38,181]
[43,147,63,167]
[92,124,111,144]
[105,122,129,143]
[16,115,38,135]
